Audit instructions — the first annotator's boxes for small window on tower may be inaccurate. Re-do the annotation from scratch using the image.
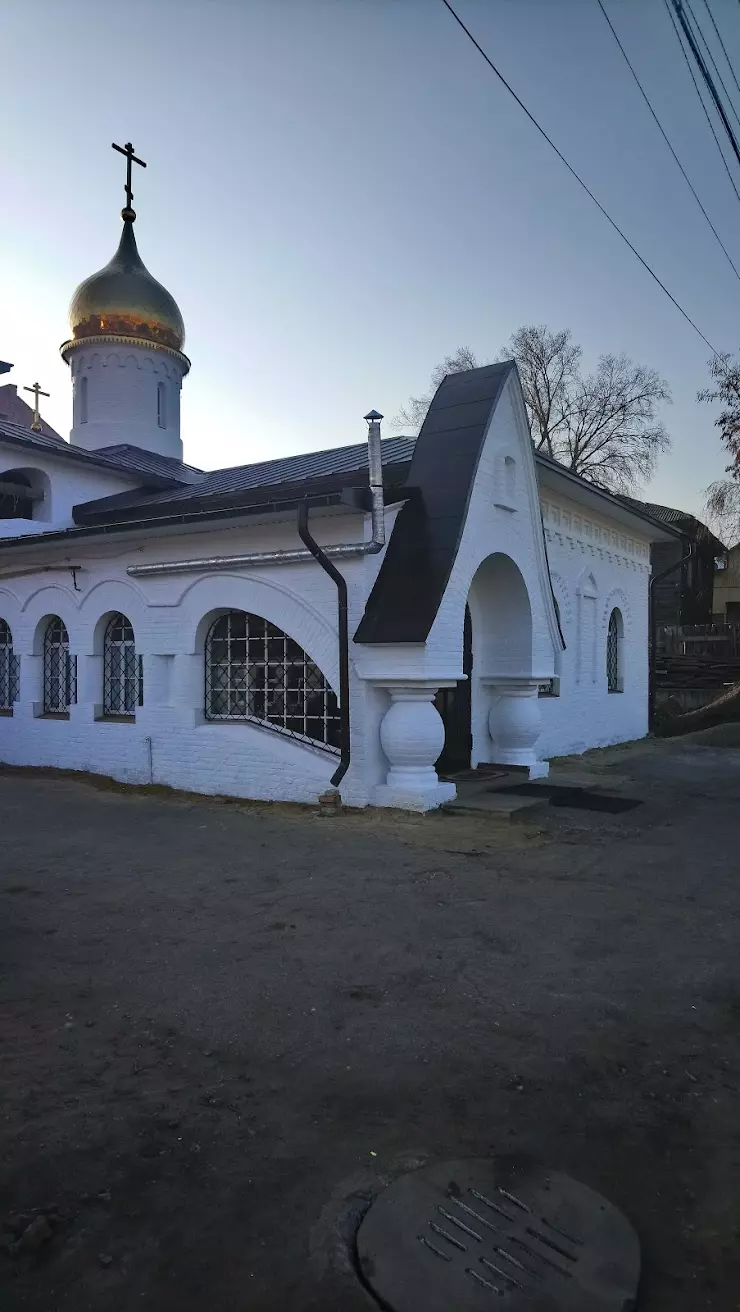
[79,375,88,424]
[157,381,167,429]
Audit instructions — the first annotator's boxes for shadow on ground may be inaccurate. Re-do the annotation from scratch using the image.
[1,735,740,1310]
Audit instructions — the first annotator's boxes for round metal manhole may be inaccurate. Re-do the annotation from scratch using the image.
[356,1159,640,1312]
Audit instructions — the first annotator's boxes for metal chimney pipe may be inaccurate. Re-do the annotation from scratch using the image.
[128,412,387,579]
[364,409,385,551]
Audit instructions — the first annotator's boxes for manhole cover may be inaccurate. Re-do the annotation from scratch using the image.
[356,1159,640,1312]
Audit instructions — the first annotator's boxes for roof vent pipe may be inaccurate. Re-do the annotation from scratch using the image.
[127,411,387,578]
[364,409,385,552]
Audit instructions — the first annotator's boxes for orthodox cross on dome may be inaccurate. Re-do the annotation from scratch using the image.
[23,381,50,433]
[112,141,146,221]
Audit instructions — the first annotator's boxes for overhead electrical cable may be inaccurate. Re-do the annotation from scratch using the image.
[670,0,740,169]
[663,0,740,207]
[699,0,740,112]
[439,0,718,354]
[686,0,740,135]
[597,0,740,285]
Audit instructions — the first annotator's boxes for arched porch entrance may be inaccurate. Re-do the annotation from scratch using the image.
[436,553,545,775]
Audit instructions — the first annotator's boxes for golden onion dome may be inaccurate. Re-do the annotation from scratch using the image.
[65,218,185,354]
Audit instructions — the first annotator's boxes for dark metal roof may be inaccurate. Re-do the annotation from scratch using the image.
[94,444,204,484]
[355,363,515,644]
[0,420,198,489]
[71,435,416,524]
[0,417,77,456]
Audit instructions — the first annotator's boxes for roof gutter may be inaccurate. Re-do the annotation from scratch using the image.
[534,453,684,540]
[126,411,387,580]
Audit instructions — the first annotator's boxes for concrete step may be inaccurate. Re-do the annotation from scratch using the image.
[442,790,548,820]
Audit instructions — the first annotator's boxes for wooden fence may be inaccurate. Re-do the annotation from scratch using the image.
[655,624,740,692]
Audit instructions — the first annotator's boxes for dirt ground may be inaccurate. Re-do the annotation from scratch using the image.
[2,735,740,1311]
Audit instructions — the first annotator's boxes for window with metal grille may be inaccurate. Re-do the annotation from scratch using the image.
[43,616,76,714]
[103,613,138,717]
[607,608,623,692]
[204,610,340,750]
[0,619,19,711]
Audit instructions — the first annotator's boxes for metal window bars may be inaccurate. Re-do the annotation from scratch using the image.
[0,619,19,711]
[204,610,340,751]
[607,610,620,691]
[103,613,138,717]
[43,616,76,714]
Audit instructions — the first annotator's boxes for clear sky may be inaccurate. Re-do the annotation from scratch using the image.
[2,0,740,521]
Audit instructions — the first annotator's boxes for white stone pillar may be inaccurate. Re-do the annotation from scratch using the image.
[484,676,549,779]
[372,680,457,811]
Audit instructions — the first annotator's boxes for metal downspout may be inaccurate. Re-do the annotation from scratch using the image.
[295,409,386,792]
[648,542,694,729]
[297,500,351,789]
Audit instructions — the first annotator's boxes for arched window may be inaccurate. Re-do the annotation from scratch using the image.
[157,381,167,429]
[43,617,76,714]
[0,471,33,519]
[607,608,623,692]
[204,610,340,749]
[103,613,139,717]
[79,375,88,424]
[0,619,19,712]
[0,468,51,521]
[504,455,516,500]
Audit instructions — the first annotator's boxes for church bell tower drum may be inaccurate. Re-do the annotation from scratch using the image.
[60,143,189,461]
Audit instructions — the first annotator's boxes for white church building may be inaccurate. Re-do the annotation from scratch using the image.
[0,175,679,811]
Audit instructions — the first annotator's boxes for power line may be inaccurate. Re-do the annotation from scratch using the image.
[687,0,740,135]
[597,0,740,285]
[671,0,740,169]
[439,0,718,355]
[699,0,740,113]
[663,0,740,208]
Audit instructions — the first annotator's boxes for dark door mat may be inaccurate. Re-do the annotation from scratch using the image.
[356,1158,640,1311]
[443,766,513,782]
[492,784,642,814]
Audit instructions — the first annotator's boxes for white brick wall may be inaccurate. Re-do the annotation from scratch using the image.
[536,490,651,755]
[0,374,655,805]
[0,440,140,534]
[67,344,186,461]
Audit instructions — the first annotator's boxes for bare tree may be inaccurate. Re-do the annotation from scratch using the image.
[393,324,671,494]
[392,347,479,432]
[699,352,740,541]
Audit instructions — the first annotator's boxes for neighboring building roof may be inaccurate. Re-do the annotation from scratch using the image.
[619,495,726,553]
[0,384,64,442]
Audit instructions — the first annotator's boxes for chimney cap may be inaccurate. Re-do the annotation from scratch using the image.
[364,409,383,422]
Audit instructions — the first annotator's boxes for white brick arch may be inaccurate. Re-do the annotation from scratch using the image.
[467,551,533,677]
[601,587,631,635]
[18,587,78,657]
[76,579,149,654]
[0,590,21,634]
[175,573,340,689]
[548,570,573,632]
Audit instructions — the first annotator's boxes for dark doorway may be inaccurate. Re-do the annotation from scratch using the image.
[435,605,472,774]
